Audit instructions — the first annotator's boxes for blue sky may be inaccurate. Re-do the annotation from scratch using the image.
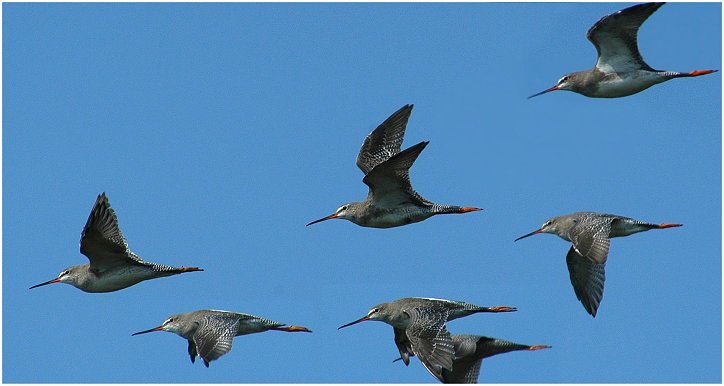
[3,2,721,383]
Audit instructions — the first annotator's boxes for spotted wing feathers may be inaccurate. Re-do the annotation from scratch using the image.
[356,104,413,175]
[587,2,664,72]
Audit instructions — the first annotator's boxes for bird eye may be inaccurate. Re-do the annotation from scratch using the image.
[369,307,379,315]
[559,76,568,84]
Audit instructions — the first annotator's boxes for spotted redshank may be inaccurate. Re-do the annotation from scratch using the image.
[132,309,311,367]
[529,2,717,98]
[29,193,202,292]
[306,104,481,228]
[515,212,682,316]
[338,297,516,382]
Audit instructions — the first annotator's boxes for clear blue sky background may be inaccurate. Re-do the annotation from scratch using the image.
[3,2,721,383]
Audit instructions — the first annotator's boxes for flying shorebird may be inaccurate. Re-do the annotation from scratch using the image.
[306,104,481,228]
[529,2,717,98]
[396,334,551,384]
[29,192,202,292]
[514,212,682,317]
[338,297,516,382]
[132,309,312,367]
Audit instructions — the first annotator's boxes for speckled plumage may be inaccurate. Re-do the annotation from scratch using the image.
[338,297,516,382]
[29,192,202,292]
[132,309,312,367]
[307,105,481,228]
[515,211,682,316]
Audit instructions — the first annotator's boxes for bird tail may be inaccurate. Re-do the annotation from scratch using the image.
[272,325,312,333]
[433,205,483,215]
[665,69,718,78]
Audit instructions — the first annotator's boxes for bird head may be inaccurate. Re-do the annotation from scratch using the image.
[306,203,358,226]
[29,265,84,289]
[132,314,192,337]
[514,216,564,241]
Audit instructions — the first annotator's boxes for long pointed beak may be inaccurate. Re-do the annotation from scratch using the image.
[132,326,164,336]
[29,277,61,289]
[514,229,544,242]
[528,85,559,99]
[306,213,338,226]
[338,315,370,330]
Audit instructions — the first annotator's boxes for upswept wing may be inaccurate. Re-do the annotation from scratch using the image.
[587,3,663,73]
[362,141,431,208]
[80,193,143,272]
[356,104,413,175]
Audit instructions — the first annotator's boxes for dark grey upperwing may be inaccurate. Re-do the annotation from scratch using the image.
[356,104,414,175]
[566,246,606,317]
[587,2,664,72]
[80,193,142,271]
[362,141,432,208]
[193,312,241,367]
[406,306,455,382]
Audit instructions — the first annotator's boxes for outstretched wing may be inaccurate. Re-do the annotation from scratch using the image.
[356,104,413,175]
[587,3,664,72]
[80,193,143,271]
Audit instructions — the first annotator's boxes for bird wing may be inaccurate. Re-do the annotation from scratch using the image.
[193,313,241,367]
[587,3,663,73]
[356,104,413,175]
[566,246,606,317]
[393,327,414,366]
[79,193,143,272]
[566,214,612,265]
[362,141,432,208]
[405,306,455,382]
[187,339,198,364]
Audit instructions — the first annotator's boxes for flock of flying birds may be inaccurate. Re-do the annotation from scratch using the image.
[29,2,715,383]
